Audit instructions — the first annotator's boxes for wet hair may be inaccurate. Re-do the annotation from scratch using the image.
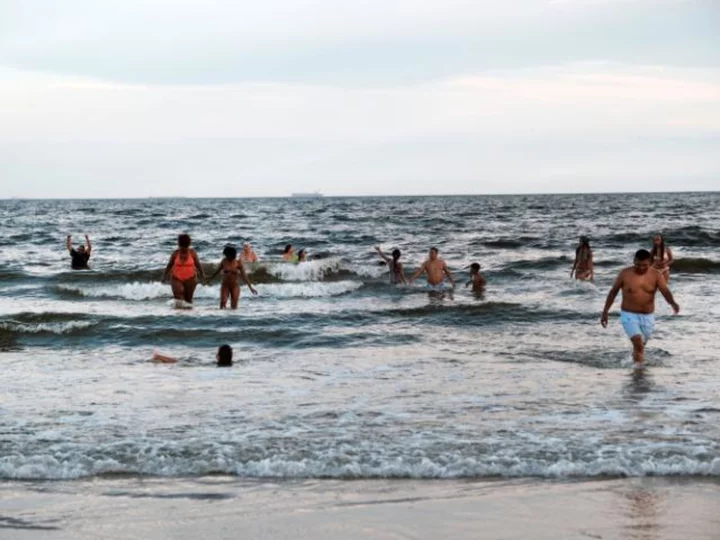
[217,344,233,367]
[297,249,306,260]
[651,234,665,262]
[223,245,237,260]
[470,262,480,272]
[283,244,293,254]
[576,236,591,255]
[178,234,191,248]
[635,249,652,261]
[430,247,439,254]
[391,249,401,261]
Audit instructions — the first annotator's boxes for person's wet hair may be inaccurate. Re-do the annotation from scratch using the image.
[297,249,306,260]
[635,249,651,261]
[392,249,401,261]
[223,245,237,260]
[284,244,292,254]
[217,344,233,367]
[577,236,590,255]
[178,234,191,248]
[651,234,665,261]
[430,247,439,254]
[470,262,480,272]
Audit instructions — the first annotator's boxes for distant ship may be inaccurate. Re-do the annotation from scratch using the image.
[291,192,324,198]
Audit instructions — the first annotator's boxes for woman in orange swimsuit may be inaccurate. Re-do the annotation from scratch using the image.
[162,234,207,304]
[208,245,258,309]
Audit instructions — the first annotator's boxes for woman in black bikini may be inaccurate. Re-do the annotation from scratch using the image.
[208,245,257,309]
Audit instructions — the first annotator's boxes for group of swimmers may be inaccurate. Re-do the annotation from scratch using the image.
[69,231,680,369]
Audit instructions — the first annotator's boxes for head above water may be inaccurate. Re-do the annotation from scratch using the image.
[178,234,191,249]
[470,262,481,273]
[579,236,590,247]
[297,249,306,261]
[429,247,439,260]
[223,245,237,260]
[76,245,86,253]
[633,249,652,274]
[652,234,665,260]
[284,244,293,254]
[243,243,252,251]
[391,249,401,261]
[217,344,233,367]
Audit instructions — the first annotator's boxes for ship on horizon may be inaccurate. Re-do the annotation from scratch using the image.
[291,191,324,198]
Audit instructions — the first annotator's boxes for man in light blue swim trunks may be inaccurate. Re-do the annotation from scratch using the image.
[601,249,680,366]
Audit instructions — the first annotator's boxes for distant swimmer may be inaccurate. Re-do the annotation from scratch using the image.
[409,247,455,289]
[297,249,307,263]
[283,244,297,262]
[240,243,259,265]
[208,245,258,309]
[466,262,486,294]
[571,236,594,282]
[66,234,91,270]
[601,249,680,367]
[375,246,407,285]
[651,234,674,282]
[162,234,207,305]
[152,344,233,367]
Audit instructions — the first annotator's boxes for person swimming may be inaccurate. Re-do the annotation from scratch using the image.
[152,344,234,367]
[375,245,407,285]
[240,243,259,265]
[297,249,307,263]
[466,262,486,293]
[651,234,674,282]
[162,234,207,305]
[571,236,594,282]
[208,245,258,309]
[283,244,297,262]
[66,234,92,270]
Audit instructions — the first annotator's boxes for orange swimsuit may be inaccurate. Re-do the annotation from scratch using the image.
[172,252,196,281]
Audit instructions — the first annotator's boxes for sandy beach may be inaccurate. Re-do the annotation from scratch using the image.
[2,477,719,539]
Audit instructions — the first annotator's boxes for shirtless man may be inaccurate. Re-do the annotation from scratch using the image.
[240,243,258,265]
[409,247,455,288]
[601,249,680,366]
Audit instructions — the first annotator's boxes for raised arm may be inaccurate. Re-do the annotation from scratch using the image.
[374,246,390,264]
[601,272,623,327]
[162,251,176,283]
[66,235,73,253]
[85,234,92,254]
[657,273,680,314]
[238,261,258,295]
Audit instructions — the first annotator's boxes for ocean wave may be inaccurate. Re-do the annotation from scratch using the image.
[1,444,717,480]
[0,320,95,335]
[672,257,720,274]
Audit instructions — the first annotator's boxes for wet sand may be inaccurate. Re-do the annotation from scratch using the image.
[2,477,719,539]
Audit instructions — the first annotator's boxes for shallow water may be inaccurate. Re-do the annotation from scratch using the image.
[1,193,719,479]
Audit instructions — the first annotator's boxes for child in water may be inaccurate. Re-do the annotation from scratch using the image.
[208,245,258,309]
[152,344,234,367]
[466,263,486,294]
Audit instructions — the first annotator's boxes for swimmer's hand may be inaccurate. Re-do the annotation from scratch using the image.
[600,311,609,328]
[249,285,258,296]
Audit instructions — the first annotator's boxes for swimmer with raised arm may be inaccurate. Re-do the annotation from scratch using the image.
[409,247,455,289]
[375,245,407,285]
[208,245,257,309]
[66,234,92,270]
[601,249,680,367]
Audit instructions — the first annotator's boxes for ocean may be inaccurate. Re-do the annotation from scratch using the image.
[1,193,719,538]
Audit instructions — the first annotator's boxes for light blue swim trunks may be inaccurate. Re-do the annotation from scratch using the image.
[620,311,655,343]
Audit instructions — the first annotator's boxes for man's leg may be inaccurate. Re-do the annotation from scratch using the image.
[630,335,645,364]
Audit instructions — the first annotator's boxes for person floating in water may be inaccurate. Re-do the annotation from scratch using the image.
[283,244,297,262]
[601,249,680,367]
[571,236,594,282]
[375,246,407,285]
[152,344,233,367]
[208,245,257,309]
[409,247,455,289]
[240,243,259,265]
[466,262,486,294]
[651,234,674,283]
[162,234,207,305]
[297,249,307,263]
[67,234,92,270]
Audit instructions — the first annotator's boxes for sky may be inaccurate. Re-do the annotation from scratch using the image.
[0,0,718,197]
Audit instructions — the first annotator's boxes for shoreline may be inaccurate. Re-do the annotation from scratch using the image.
[2,476,719,539]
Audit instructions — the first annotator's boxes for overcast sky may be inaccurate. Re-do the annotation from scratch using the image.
[1,0,718,197]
